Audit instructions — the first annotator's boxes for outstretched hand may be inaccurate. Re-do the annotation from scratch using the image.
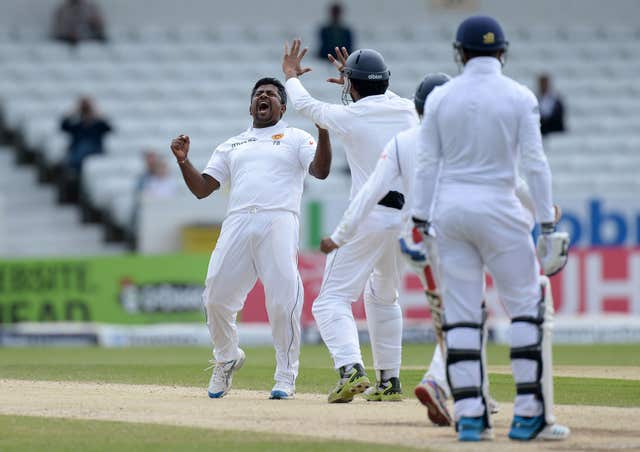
[327,46,349,85]
[283,39,312,80]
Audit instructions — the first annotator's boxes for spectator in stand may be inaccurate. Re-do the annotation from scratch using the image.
[51,0,107,45]
[537,74,566,136]
[59,96,112,202]
[137,151,177,198]
[130,151,177,243]
[317,3,354,60]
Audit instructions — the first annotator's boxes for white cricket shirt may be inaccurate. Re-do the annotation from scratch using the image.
[285,78,419,221]
[331,126,421,245]
[203,121,316,216]
[412,57,555,224]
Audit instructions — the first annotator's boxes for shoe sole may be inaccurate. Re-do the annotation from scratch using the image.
[328,376,370,403]
[414,384,452,426]
[270,390,294,400]
[365,393,403,402]
[459,429,494,442]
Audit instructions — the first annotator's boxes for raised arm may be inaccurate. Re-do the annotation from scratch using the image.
[282,39,350,135]
[170,134,220,199]
[309,125,332,180]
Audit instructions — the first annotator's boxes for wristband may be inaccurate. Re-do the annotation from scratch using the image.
[540,222,556,234]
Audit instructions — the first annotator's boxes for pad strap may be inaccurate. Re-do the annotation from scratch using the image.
[447,348,481,364]
[451,386,482,402]
[516,382,543,396]
[442,321,482,332]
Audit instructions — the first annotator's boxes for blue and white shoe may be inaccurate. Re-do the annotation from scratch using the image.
[207,348,246,399]
[269,382,295,400]
[457,416,493,442]
[509,415,570,441]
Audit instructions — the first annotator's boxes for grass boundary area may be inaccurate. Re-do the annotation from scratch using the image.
[0,414,423,452]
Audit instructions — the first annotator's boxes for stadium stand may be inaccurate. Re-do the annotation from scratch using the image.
[1,22,639,255]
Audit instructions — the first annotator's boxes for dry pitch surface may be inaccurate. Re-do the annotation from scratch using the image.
[2,377,639,452]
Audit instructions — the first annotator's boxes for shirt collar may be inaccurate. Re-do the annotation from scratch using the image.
[463,57,502,75]
[246,120,287,137]
[354,93,389,104]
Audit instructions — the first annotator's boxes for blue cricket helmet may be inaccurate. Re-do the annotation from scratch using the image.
[453,15,508,52]
[414,72,451,115]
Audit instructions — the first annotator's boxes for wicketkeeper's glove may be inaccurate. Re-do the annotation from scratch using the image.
[536,222,570,276]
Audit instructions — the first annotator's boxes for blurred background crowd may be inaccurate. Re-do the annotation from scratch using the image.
[0,0,639,258]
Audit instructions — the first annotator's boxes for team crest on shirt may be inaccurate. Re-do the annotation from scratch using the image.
[272,133,284,146]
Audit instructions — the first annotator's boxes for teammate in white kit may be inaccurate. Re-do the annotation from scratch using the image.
[411,16,570,441]
[170,77,332,400]
[324,72,457,422]
[282,40,418,402]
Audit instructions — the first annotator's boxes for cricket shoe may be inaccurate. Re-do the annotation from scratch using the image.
[328,363,370,403]
[488,397,500,414]
[270,382,295,400]
[414,377,452,426]
[457,416,494,442]
[207,348,246,399]
[508,415,570,441]
[363,377,403,401]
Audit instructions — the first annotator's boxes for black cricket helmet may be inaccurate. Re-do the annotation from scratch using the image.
[414,73,451,115]
[343,49,390,81]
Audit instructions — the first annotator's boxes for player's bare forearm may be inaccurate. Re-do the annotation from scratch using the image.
[178,159,220,199]
[309,127,331,179]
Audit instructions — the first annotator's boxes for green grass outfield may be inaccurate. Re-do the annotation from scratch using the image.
[1,344,639,451]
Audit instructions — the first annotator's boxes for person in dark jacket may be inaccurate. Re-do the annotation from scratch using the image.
[317,3,354,60]
[537,74,566,136]
[59,96,112,202]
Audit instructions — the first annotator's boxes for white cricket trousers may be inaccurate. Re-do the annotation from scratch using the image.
[433,186,543,421]
[312,220,403,372]
[203,210,303,386]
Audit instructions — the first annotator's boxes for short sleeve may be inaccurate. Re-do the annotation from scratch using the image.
[202,147,230,185]
[297,130,316,172]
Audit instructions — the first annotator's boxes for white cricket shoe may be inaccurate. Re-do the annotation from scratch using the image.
[537,423,571,440]
[207,348,246,399]
[270,382,295,400]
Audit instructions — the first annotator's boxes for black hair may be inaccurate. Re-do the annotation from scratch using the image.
[350,78,389,98]
[251,77,287,105]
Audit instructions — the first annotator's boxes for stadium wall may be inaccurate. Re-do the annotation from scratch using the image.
[1,0,639,30]
[1,250,640,346]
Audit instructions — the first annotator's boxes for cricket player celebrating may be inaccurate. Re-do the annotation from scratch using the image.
[323,72,458,420]
[282,39,418,402]
[411,16,570,441]
[170,77,332,400]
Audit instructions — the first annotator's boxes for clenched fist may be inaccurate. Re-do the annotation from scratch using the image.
[171,134,190,163]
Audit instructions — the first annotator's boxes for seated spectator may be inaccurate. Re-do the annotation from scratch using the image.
[537,73,566,136]
[137,151,177,198]
[51,0,107,45]
[59,96,112,202]
[130,151,177,246]
[317,2,354,60]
